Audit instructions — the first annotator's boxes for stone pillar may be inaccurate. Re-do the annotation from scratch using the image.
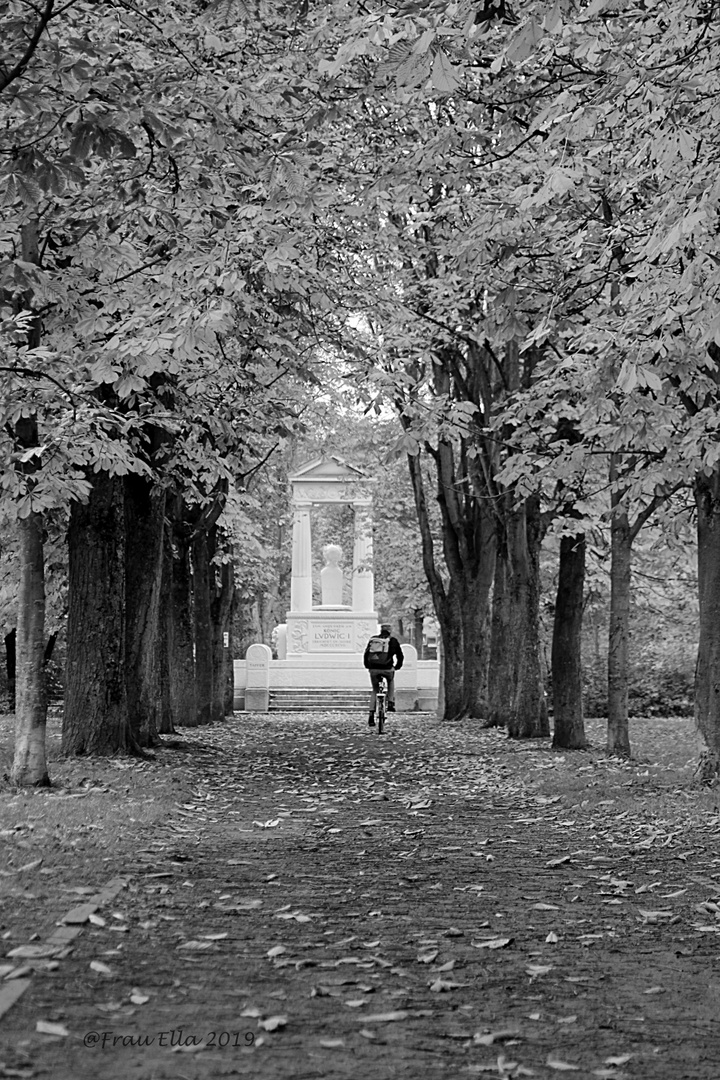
[245,643,271,712]
[290,501,312,612]
[395,643,418,712]
[352,500,374,612]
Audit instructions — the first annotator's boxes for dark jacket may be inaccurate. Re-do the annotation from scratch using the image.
[363,633,404,671]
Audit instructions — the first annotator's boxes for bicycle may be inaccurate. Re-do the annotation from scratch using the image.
[374,674,388,734]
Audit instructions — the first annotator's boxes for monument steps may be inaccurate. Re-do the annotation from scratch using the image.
[269,689,369,712]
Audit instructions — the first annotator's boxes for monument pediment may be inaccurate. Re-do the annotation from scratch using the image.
[289,456,366,483]
[290,456,373,506]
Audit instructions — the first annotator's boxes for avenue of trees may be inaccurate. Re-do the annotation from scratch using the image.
[2,1,719,784]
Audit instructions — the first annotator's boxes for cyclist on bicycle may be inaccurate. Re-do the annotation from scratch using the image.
[363,623,404,727]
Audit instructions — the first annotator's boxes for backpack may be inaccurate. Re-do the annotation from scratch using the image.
[365,635,391,668]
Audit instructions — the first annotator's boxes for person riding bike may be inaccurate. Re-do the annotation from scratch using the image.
[363,623,404,727]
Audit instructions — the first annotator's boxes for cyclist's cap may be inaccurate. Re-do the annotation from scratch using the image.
[380,623,392,633]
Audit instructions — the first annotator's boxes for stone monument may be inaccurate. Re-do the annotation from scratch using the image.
[236,454,439,711]
[285,456,378,657]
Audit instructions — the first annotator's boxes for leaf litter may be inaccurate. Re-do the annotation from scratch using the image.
[1,712,719,1078]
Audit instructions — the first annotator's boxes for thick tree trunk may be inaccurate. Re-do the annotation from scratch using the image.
[551,533,588,749]
[461,534,495,719]
[506,497,546,739]
[167,497,197,728]
[5,629,16,710]
[439,589,467,720]
[124,474,165,748]
[192,529,213,725]
[607,506,632,756]
[64,472,131,755]
[694,469,720,777]
[11,512,50,786]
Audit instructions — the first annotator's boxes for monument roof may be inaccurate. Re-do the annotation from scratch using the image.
[289,455,367,483]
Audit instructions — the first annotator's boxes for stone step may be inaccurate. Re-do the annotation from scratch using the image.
[268,689,369,711]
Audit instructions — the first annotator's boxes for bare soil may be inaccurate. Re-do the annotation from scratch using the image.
[1,711,720,1080]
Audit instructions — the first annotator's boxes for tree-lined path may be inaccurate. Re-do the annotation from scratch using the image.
[2,713,719,1079]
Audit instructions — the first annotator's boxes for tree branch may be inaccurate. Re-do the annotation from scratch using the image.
[0,0,56,93]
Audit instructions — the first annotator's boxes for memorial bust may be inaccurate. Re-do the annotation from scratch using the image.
[320,543,344,606]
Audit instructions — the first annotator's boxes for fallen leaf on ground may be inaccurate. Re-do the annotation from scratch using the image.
[259,1015,287,1032]
[547,1055,579,1071]
[360,1011,408,1022]
[429,978,467,992]
[471,937,512,950]
[417,949,438,964]
[90,960,112,975]
[472,1029,521,1045]
[36,1020,69,1037]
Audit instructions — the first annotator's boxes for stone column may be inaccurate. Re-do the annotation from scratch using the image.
[352,500,374,612]
[290,500,313,612]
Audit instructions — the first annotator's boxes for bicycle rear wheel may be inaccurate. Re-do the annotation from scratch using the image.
[377,696,386,734]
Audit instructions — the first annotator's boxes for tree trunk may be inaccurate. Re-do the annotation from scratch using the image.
[44,632,57,665]
[167,497,197,728]
[405,450,465,720]
[460,495,495,719]
[211,551,235,721]
[607,505,632,756]
[124,474,165,748]
[11,512,50,786]
[551,533,588,749]
[11,222,49,785]
[192,528,213,725]
[223,605,236,718]
[405,442,494,721]
[694,468,720,777]
[506,496,546,739]
[5,629,16,711]
[157,521,175,736]
[414,610,425,660]
[64,472,131,755]
[462,573,493,719]
[488,539,512,728]
[440,588,467,720]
